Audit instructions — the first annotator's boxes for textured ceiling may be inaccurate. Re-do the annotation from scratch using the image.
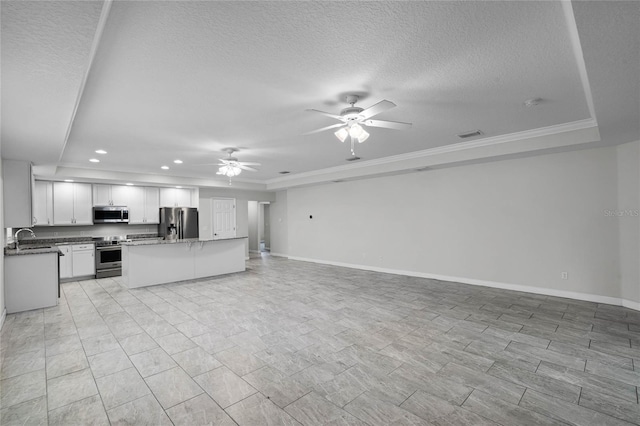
[1,1,638,189]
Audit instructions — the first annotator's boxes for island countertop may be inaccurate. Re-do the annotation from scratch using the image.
[120,236,247,246]
[121,237,247,288]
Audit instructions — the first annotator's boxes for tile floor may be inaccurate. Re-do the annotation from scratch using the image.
[1,254,639,425]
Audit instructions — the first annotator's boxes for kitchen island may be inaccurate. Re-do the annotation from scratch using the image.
[121,237,247,288]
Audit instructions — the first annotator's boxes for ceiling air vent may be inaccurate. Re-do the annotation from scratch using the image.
[278,171,290,174]
[456,130,483,139]
[346,156,361,161]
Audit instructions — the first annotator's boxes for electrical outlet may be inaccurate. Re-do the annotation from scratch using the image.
[561,272,568,280]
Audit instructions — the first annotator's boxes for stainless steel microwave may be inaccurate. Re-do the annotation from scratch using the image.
[93,206,129,224]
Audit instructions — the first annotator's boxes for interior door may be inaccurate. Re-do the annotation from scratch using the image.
[212,198,236,239]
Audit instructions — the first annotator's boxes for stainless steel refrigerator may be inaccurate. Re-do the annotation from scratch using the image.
[158,207,199,239]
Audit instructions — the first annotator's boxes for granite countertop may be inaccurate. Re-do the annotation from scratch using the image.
[121,236,247,246]
[5,246,61,256]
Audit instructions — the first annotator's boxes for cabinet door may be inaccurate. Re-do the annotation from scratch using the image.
[72,249,95,277]
[127,187,145,224]
[111,185,130,206]
[144,187,160,223]
[33,181,53,226]
[53,182,75,225]
[159,188,176,207]
[190,188,199,209]
[93,184,112,206]
[59,246,73,279]
[73,183,93,225]
[175,188,192,207]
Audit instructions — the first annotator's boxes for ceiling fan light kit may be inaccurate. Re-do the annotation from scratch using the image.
[214,148,261,185]
[307,94,411,155]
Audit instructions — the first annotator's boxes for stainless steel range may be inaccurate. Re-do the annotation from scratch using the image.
[94,236,126,278]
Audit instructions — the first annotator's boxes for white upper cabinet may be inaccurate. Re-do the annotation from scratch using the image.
[128,186,160,224]
[33,181,54,226]
[53,182,93,225]
[145,187,160,223]
[93,184,130,206]
[160,188,198,208]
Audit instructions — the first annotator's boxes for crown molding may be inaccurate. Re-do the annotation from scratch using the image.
[266,118,599,190]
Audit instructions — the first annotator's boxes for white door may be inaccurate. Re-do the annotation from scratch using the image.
[212,198,236,239]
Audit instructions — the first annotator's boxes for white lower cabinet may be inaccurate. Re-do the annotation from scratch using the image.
[5,252,58,313]
[59,244,95,279]
[58,246,73,279]
[72,244,95,277]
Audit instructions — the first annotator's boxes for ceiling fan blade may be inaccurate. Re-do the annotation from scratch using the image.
[238,165,257,172]
[360,100,396,119]
[305,109,343,120]
[364,119,412,130]
[304,122,345,135]
[239,162,261,166]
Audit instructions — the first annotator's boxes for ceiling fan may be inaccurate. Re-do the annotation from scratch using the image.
[306,95,412,155]
[203,148,260,184]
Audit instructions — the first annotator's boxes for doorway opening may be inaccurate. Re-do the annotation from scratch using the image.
[248,201,270,253]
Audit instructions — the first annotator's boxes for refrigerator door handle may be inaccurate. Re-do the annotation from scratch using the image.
[178,210,183,239]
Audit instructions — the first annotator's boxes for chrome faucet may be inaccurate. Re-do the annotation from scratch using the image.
[14,228,36,250]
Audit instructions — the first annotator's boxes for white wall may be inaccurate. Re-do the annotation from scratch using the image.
[248,201,258,252]
[0,156,5,328]
[284,145,625,303]
[617,141,640,304]
[269,191,288,256]
[235,200,249,258]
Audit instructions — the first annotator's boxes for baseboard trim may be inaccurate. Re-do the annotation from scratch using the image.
[269,252,288,258]
[288,256,639,311]
[0,308,6,330]
[622,299,640,311]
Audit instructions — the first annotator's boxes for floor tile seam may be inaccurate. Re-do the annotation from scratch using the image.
[548,342,635,367]
[0,384,48,414]
[575,390,640,425]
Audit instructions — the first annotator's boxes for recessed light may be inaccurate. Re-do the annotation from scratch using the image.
[64,179,74,182]
[174,160,183,164]
[176,186,182,189]
[95,149,107,154]
[89,158,100,163]
[126,183,134,186]
[161,166,169,170]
